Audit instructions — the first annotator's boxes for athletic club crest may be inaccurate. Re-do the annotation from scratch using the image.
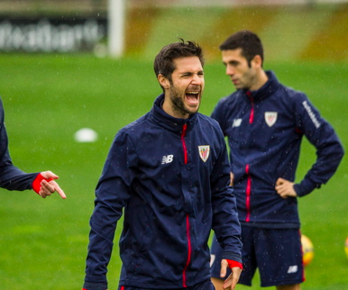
[198,145,210,162]
[265,112,278,127]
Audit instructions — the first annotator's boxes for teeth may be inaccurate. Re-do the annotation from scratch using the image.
[187,91,199,94]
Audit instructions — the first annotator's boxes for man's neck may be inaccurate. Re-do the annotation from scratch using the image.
[249,69,269,92]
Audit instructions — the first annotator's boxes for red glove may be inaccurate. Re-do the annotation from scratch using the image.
[32,173,53,194]
[226,259,243,270]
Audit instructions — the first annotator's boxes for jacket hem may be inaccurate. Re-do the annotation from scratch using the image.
[240,221,300,229]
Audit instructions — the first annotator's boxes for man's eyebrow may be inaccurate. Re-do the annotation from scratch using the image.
[223,60,239,66]
[179,70,204,75]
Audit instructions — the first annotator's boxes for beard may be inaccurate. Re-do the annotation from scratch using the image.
[168,85,200,118]
[169,88,196,116]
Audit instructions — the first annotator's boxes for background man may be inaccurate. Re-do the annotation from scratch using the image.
[82,39,243,290]
[0,98,65,198]
[210,30,344,290]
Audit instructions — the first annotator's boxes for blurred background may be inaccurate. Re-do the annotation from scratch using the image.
[1,0,348,61]
[0,0,347,289]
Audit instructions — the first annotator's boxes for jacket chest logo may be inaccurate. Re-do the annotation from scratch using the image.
[162,154,174,164]
[265,112,277,127]
[198,145,210,162]
[232,118,242,128]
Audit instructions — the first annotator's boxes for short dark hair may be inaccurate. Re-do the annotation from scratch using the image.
[154,39,204,84]
[220,30,264,66]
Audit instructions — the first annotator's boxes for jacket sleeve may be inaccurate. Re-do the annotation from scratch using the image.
[293,93,344,197]
[211,97,228,134]
[0,99,37,191]
[84,130,137,289]
[210,125,242,263]
[211,97,234,169]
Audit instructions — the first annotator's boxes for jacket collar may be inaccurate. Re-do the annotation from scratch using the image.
[150,94,197,133]
[243,70,280,101]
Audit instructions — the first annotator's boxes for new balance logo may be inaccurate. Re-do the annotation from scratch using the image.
[162,155,174,164]
[232,118,242,128]
[287,265,298,274]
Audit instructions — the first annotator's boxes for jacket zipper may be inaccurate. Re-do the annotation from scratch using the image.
[181,124,188,164]
[183,214,192,287]
[247,91,254,124]
[245,164,251,222]
[246,91,253,222]
[181,123,191,287]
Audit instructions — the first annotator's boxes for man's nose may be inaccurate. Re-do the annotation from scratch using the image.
[226,65,234,76]
[192,74,203,84]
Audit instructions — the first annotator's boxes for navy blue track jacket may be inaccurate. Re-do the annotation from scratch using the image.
[84,95,242,289]
[0,98,37,190]
[211,71,344,229]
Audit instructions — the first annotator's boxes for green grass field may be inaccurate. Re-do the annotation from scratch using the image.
[0,54,347,289]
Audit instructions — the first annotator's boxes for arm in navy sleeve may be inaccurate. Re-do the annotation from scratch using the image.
[211,97,234,176]
[293,94,344,196]
[211,97,228,134]
[210,124,242,263]
[0,99,37,191]
[83,130,137,290]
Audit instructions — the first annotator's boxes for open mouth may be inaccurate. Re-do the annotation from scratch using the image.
[185,91,200,105]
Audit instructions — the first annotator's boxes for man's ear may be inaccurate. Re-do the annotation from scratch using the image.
[158,74,170,89]
[251,55,263,69]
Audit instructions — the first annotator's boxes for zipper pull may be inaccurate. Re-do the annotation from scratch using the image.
[182,123,187,134]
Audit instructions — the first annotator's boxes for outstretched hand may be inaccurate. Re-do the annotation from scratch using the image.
[38,171,66,199]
